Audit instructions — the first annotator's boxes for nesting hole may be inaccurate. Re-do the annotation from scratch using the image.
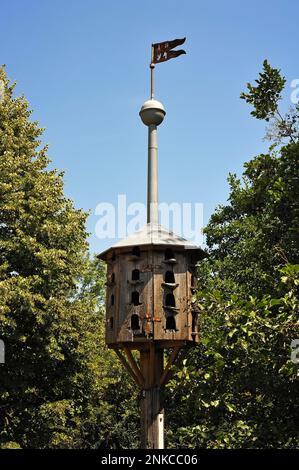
[132,246,140,257]
[131,314,140,330]
[192,312,198,333]
[132,269,140,281]
[164,271,175,284]
[166,316,176,331]
[131,291,140,306]
[165,248,174,260]
[165,293,176,307]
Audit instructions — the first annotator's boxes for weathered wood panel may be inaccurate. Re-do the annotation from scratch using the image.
[105,246,199,347]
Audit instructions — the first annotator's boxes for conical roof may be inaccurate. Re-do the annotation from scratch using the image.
[98,223,205,260]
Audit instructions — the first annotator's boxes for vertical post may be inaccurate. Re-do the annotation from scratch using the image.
[150,44,155,99]
[140,345,164,448]
[150,64,155,99]
[148,47,157,224]
[147,124,159,224]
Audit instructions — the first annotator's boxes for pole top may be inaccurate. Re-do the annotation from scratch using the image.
[139,99,166,126]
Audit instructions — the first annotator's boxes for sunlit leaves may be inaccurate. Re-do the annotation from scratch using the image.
[0,66,139,449]
[240,60,286,121]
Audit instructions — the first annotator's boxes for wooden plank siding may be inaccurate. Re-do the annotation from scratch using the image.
[104,245,200,348]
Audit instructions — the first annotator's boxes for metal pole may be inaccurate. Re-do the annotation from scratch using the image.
[150,44,155,99]
[150,63,155,99]
[147,124,159,224]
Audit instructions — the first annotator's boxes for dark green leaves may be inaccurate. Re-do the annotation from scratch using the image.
[165,63,299,449]
[0,67,139,449]
[240,60,286,121]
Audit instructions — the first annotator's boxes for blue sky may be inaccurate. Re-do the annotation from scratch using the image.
[1,0,298,253]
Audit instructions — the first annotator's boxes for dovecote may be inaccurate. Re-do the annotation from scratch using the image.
[99,223,205,349]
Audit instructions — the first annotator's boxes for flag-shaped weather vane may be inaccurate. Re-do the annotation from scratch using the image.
[149,37,186,98]
[151,37,186,64]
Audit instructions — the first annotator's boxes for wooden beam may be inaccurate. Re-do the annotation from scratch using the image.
[163,347,190,387]
[140,347,164,449]
[124,348,145,388]
[159,347,181,387]
[149,342,155,387]
[155,340,187,350]
[114,349,143,388]
[109,342,150,351]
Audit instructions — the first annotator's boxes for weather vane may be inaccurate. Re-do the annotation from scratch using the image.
[150,37,186,98]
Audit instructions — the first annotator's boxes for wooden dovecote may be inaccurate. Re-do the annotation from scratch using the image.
[98,223,205,350]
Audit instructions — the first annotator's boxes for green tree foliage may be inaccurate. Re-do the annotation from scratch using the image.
[166,265,299,448]
[0,67,139,449]
[165,62,299,448]
[240,59,299,143]
[201,143,299,298]
[240,60,286,121]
